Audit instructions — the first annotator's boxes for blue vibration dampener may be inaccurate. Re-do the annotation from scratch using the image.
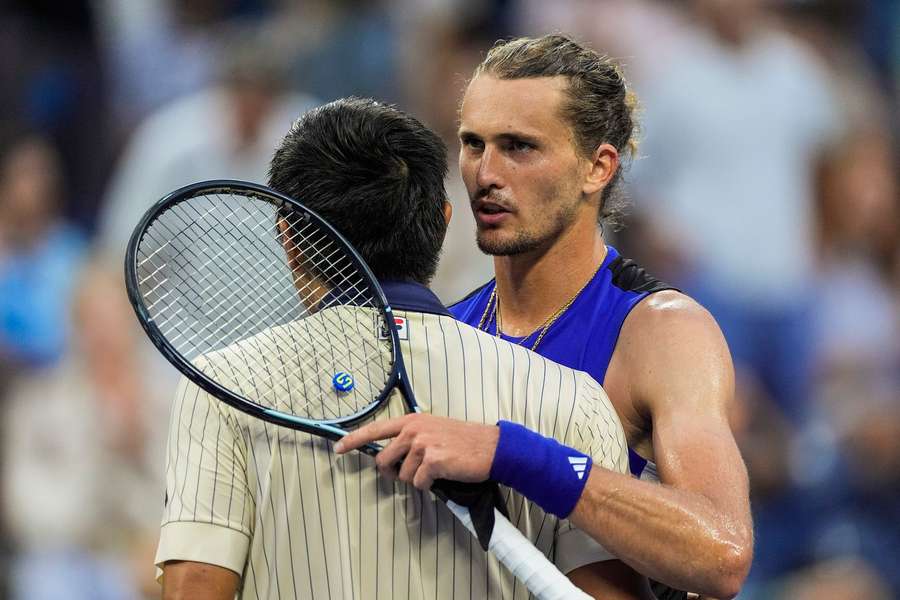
[332,371,354,392]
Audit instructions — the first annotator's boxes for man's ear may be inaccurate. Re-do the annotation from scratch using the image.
[443,200,453,227]
[277,217,300,268]
[583,143,619,197]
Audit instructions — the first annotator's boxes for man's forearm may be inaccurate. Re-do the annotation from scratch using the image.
[162,561,240,600]
[334,413,751,596]
[570,468,751,599]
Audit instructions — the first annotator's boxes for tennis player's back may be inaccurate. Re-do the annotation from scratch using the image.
[161,310,627,599]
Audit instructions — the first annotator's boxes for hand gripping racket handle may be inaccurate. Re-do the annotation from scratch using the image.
[445,500,593,600]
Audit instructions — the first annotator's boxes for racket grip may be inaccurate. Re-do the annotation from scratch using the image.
[444,500,594,600]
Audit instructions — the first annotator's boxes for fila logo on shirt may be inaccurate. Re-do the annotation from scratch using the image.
[568,456,589,480]
[378,316,408,340]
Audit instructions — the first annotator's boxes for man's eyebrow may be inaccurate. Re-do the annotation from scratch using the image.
[495,132,541,144]
[457,129,541,144]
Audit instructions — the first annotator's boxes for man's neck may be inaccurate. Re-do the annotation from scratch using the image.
[492,222,606,337]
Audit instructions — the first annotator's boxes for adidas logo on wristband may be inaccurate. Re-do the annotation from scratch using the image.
[492,421,592,518]
[568,456,589,480]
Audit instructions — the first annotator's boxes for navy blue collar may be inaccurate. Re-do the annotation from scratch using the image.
[380,280,451,317]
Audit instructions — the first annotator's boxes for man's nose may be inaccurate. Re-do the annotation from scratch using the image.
[475,146,504,191]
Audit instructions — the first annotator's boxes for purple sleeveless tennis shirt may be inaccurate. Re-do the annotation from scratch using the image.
[449,245,675,477]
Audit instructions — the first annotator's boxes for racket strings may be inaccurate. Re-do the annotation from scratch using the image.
[144,211,290,348]
[173,219,386,416]
[144,207,386,419]
[143,197,327,343]
[136,191,393,421]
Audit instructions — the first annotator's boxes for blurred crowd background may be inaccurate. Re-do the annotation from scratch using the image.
[0,0,897,598]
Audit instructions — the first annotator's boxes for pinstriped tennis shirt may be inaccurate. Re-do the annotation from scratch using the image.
[155,281,628,599]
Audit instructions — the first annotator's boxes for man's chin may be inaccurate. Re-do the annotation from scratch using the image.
[476,231,538,256]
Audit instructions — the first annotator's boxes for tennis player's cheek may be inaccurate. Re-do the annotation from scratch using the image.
[530,176,565,225]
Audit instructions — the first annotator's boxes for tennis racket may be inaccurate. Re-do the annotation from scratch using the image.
[125,180,592,600]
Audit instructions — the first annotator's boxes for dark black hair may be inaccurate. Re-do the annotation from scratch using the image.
[269,97,449,285]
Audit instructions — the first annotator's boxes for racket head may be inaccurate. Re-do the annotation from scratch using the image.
[125,179,406,434]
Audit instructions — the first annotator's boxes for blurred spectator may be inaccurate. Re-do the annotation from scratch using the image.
[798,7,900,590]
[513,0,689,86]
[278,0,402,105]
[0,130,86,370]
[815,121,898,424]
[630,0,842,424]
[95,0,273,133]
[780,1,900,280]
[777,0,898,104]
[0,1,110,229]
[96,26,318,260]
[2,260,173,600]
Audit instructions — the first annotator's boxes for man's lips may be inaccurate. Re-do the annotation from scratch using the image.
[473,199,513,226]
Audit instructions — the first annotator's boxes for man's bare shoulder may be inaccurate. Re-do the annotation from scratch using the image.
[632,289,708,319]
[617,290,733,415]
[623,290,724,348]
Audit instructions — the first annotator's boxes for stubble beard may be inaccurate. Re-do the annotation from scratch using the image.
[475,198,581,257]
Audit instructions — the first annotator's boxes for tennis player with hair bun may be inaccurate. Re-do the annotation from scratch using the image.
[339,34,753,600]
[157,97,630,599]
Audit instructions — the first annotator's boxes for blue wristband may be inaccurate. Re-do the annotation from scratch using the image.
[489,420,592,518]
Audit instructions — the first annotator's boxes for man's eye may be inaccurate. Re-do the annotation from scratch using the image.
[510,141,533,152]
[463,138,484,150]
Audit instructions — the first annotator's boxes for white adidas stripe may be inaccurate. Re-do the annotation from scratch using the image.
[569,456,589,479]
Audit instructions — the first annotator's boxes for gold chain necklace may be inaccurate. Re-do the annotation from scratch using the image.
[477,261,604,352]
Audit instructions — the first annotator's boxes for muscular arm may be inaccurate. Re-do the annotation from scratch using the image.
[162,561,240,600]
[570,293,752,598]
[337,294,751,598]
